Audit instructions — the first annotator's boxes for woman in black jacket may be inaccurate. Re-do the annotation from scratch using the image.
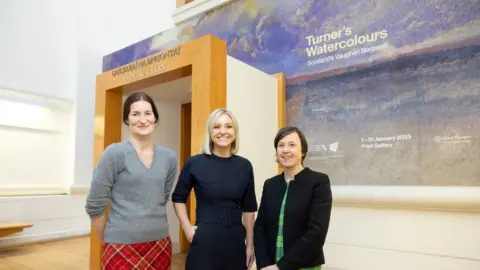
[254,126,332,270]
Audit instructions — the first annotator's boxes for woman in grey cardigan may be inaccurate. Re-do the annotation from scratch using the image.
[85,92,178,270]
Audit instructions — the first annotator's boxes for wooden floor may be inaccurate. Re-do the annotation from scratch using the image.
[0,237,187,270]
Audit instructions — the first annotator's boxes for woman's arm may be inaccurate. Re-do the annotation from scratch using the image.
[85,145,118,241]
[164,154,178,203]
[241,163,258,246]
[171,158,195,241]
[173,202,195,237]
[242,162,258,269]
[91,215,107,240]
[276,175,333,270]
[254,181,271,269]
[243,211,255,245]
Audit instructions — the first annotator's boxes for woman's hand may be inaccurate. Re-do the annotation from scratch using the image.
[184,225,197,243]
[246,245,255,269]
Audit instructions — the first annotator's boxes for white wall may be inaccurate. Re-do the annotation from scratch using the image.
[226,56,279,208]
[0,0,85,248]
[324,187,480,270]
[72,0,106,192]
[0,0,177,192]
[121,97,182,254]
[0,0,177,249]
[226,56,279,270]
[325,206,480,270]
[0,95,75,194]
[103,0,175,55]
[0,195,90,248]
[0,0,78,101]
[73,0,176,190]
[225,57,480,270]
[0,0,79,194]
[73,0,177,194]
[0,91,85,249]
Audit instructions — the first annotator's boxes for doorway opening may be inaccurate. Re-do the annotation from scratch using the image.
[120,76,192,254]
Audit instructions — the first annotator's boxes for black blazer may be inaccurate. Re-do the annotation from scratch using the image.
[254,167,332,270]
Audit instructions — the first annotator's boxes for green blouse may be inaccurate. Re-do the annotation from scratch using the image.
[275,181,322,270]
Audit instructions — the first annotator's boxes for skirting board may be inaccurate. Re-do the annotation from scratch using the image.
[0,236,181,255]
[70,184,90,195]
[0,186,69,197]
[0,228,181,254]
[0,227,90,250]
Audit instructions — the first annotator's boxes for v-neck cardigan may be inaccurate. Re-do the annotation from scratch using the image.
[85,140,178,244]
[254,168,332,270]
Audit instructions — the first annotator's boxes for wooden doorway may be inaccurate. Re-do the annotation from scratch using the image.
[179,102,191,252]
[90,35,227,270]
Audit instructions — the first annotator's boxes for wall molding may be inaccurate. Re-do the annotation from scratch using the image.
[0,227,90,250]
[0,186,69,197]
[0,87,73,134]
[0,86,73,111]
[172,0,234,25]
[332,185,480,211]
[70,184,90,195]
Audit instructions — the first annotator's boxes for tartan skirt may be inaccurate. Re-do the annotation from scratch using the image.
[102,236,172,270]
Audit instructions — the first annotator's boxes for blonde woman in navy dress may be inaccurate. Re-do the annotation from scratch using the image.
[172,108,258,270]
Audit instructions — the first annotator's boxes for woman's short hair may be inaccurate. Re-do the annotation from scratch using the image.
[122,92,159,125]
[200,108,239,155]
[274,126,309,162]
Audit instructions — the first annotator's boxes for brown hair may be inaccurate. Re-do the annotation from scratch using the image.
[122,92,159,125]
[274,126,309,162]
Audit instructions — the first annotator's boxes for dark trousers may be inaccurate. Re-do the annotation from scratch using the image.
[186,223,246,270]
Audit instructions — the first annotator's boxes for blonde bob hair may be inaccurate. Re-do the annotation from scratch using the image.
[200,108,239,155]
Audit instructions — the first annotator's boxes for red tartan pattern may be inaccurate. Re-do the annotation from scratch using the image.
[102,237,172,270]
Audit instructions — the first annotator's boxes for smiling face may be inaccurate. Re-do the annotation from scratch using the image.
[276,131,303,169]
[211,112,236,150]
[127,99,156,137]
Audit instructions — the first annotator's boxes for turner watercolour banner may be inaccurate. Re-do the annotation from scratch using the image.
[304,27,389,63]
[103,0,480,186]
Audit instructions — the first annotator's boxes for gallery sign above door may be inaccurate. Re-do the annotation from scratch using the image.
[109,46,181,84]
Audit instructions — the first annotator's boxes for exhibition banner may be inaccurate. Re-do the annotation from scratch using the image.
[103,0,480,186]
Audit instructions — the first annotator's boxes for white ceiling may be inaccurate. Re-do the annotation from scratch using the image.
[135,76,192,103]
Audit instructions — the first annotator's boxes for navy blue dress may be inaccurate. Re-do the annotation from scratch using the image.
[172,153,258,270]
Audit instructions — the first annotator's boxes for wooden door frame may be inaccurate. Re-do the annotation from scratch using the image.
[91,35,227,270]
[273,73,286,173]
[179,102,192,252]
